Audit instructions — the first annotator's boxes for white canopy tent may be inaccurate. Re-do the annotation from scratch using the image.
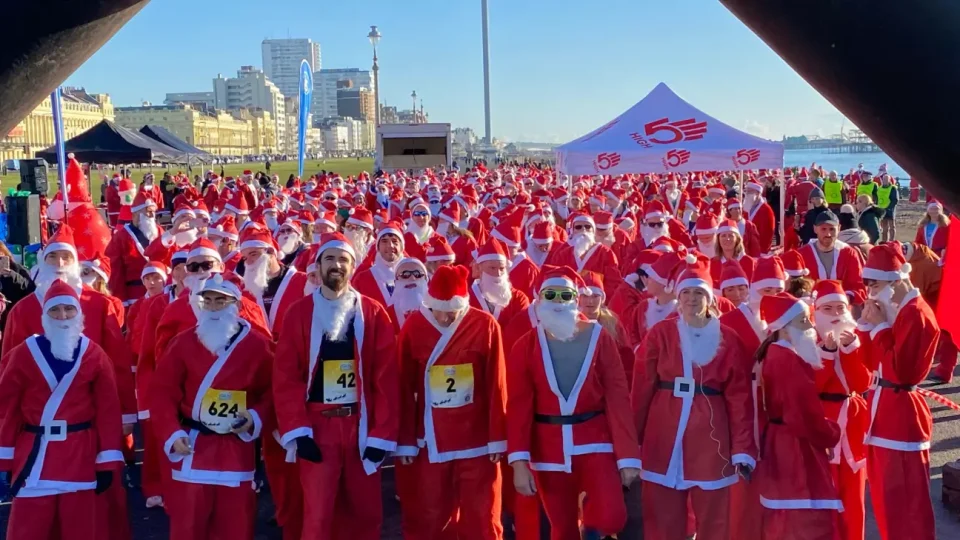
[555,83,784,175]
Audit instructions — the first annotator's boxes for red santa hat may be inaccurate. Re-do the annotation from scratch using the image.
[438,203,461,225]
[473,238,509,265]
[812,280,848,308]
[752,256,787,290]
[674,253,714,299]
[131,191,157,213]
[346,206,375,231]
[707,185,726,198]
[646,251,686,289]
[317,232,357,261]
[80,252,111,282]
[44,224,78,259]
[490,211,523,248]
[187,238,222,262]
[719,260,749,291]
[141,261,168,282]
[761,292,810,333]
[192,200,210,219]
[239,227,279,254]
[224,190,250,215]
[118,177,136,204]
[43,279,81,312]
[588,193,606,208]
[580,270,605,299]
[425,236,456,262]
[695,213,719,236]
[277,218,303,237]
[376,221,406,248]
[64,153,92,204]
[538,266,587,295]
[927,199,943,211]
[316,210,338,230]
[569,213,595,229]
[726,198,741,210]
[863,242,911,281]
[173,200,197,221]
[530,221,554,245]
[798,167,808,181]
[593,211,614,231]
[197,272,242,300]
[716,218,741,237]
[780,250,809,278]
[644,200,667,222]
[424,265,470,312]
[208,215,240,242]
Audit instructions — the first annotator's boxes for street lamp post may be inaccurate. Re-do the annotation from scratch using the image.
[368,26,382,126]
[411,91,417,123]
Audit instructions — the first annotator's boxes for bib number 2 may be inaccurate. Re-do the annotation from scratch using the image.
[429,364,475,409]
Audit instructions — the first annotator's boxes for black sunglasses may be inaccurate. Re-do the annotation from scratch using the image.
[186,261,215,273]
[398,270,425,280]
[541,289,577,302]
[413,210,430,217]
[647,222,665,228]
[573,224,593,231]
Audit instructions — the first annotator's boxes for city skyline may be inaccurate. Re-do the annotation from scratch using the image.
[62,0,851,144]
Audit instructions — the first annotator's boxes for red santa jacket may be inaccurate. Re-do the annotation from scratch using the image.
[756,341,842,511]
[1,288,136,426]
[508,253,540,300]
[151,321,274,486]
[223,250,242,273]
[861,289,939,451]
[800,242,867,305]
[625,297,678,350]
[747,201,776,255]
[105,223,155,304]
[719,304,765,354]
[608,284,647,337]
[814,336,870,472]
[396,307,506,461]
[915,222,949,258]
[141,185,164,210]
[105,184,121,223]
[501,305,539,356]
[506,323,641,472]
[468,280,530,326]
[450,234,479,267]
[787,180,818,217]
[273,291,399,474]
[402,231,433,263]
[632,318,756,489]
[134,288,179,420]
[203,183,220,210]
[0,336,123,494]
[709,255,756,295]
[735,219,763,258]
[352,266,395,317]
[549,242,621,285]
[252,266,308,340]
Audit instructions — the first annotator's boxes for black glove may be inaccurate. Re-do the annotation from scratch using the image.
[295,436,323,463]
[95,471,113,494]
[736,463,753,482]
[363,446,386,463]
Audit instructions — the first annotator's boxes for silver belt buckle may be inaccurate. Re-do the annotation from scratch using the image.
[44,420,68,442]
[673,377,695,398]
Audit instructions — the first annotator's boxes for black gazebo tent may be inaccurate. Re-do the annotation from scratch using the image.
[36,120,186,164]
[139,125,213,162]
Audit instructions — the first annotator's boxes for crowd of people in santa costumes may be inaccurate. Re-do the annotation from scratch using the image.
[3,157,958,540]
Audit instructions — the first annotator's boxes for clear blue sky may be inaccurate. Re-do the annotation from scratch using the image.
[66,0,846,143]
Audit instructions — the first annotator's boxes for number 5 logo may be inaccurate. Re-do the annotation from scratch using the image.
[735,149,760,165]
[594,152,621,171]
[644,117,708,144]
[664,149,691,168]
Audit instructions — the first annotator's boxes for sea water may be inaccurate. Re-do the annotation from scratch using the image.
[784,149,907,179]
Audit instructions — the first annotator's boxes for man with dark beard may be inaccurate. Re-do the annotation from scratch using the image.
[0,280,124,540]
[150,275,273,540]
[105,191,161,306]
[468,238,530,325]
[274,232,399,540]
[237,228,307,340]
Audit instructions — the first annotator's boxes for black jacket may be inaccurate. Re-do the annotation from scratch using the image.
[799,205,829,245]
[0,259,36,344]
[857,205,885,244]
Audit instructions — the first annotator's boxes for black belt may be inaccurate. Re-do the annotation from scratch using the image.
[181,417,218,436]
[657,380,723,396]
[819,392,854,402]
[534,410,603,425]
[321,405,359,417]
[10,421,93,497]
[877,379,917,392]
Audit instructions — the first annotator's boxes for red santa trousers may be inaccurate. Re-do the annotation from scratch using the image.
[830,462,865,540]
[263,435,303,540]
[762,508,840,540]
[96,464,132,540]
[299,414,382,540]
[729,476,762,539]
[934,330,958,380]
[166,481,255,540]
[410,454,503,540]
[502,462,543,540]
[6,490,97,540]
[140,419,163,500]
[867,447,935,540]
[641,481,730,540]
[533,453,626,540]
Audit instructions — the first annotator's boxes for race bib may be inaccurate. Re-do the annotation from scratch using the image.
[199,389,247,434]
[429,364,474,409]
[323,360,358,404]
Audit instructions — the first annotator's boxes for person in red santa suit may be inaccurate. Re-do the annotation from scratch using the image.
[709,219,757,296]
[662,175,688,218]
[140,173,164,211]
[469,238,531,326]
[857,243,939,540]
[808,280,870,540]
[237,227,308,340]
[0,281,124,540]
[726,198,763,258]
[632,254,756,540]
[291,210,339,270]
[125,262,168,365]
[207,215,242,273]
[150,275,273,540]
[549,213,621,284]
[491,211,540,299]
[425,235,457,279]
[142,200,202,269]
[754,293,843,540]
[389,258,429,330]
[436,203,479,267]
[343,206,377,265]
[237,170,259,210]
[273,232,399,540]
[395,264,507,540]
[525,221,561,271]
[578,271,636,385]
[742,181,776,255]
[105,192,161,307]
[799,211,867,305]
[352,221,405,321]
[507,267,641,540]
[593,211,630,262]
[275,219,307,267]
[621,201,684,273]
[404,201,437,262]
[624,251,684,347]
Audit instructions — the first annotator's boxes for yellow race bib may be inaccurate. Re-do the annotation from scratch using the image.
[323,360,358,404]
[429,364,475,409]
[200,389,247,434]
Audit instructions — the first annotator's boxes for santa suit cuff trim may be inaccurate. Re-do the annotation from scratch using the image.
[95,450,125,464]
[160,232,175,248]
[123,300,136,307]
[863,435,931,451]
[122,414,138,425]
[0,447,14,460]
[731,453,756,469]
[394,445,419,457]
[487,441,507,454]
[279,427,313,449]
[137,410,151,420]
[760,495,844,511]
[839,336,861,354]
[164,430,190,463]
[869,322,892,340]
[856,321,875,333]
[507,451,531,464]
[237,409,262,443]
[617,458,642,470]
[130,366,138,373]
[366,437,397,452]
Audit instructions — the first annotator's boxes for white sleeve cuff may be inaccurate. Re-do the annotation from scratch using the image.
[617,458,642,470]
[731,453,757,469]
[507,451,531,464]
[365,437,397,452]
[95,450,125,464]
[856,321,875,333]
[163,429,190,463]
[839,335,861,354]
[131,366,138,373]
[487,440,507,454]
[870,322,892,340]
[122,414,138,425]
[137,410,150,420]
[279,427,313,450]
[394,445,419,457]
[237,409,263,443]
[160,232,175,247]
[0,447,15,460]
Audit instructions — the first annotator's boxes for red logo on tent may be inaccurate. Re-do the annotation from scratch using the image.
[644,117,708,144]
[593,152,622,171]
[734,149,760,166]
[582,119,620,142]
[629,132,654,149]
[662,149,691,169]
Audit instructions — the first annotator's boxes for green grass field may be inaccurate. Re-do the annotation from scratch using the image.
[1,158,375,196]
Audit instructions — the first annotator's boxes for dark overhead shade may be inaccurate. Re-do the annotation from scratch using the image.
[35,120,186,164]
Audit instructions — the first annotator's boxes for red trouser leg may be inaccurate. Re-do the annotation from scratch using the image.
[502,461,542,540]
[640,481,688,540]
[140,419,163,499]
[453,456,503,540]
[397,454,427,537]
[263,434,303,540]
[415,457,457,539]
[867,446,935,540]
[831,461,865,540]
[97,463,132,540]
[761,508,839,540]
[690,486,730,540]
[7,491,97,540]
[729,474,762,539]
[934,331,957,381]
[536,453,627,540]
[167,482,256,540]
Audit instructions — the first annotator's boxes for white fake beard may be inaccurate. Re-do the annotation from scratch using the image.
[41,313,84,361]
[697,239,717,259]
[344,229,372,262]
[265,215,279,231]
[138,214,159,242]
[480,272,512,307]
[556,206,570,220]
[868,285,896,322]
[570,231,596,258]
[526,246,549,267]
[195,304,241,354]
[787,326,822,368]
[392,279,426,316]
[407,221,432,242]
[743,193,760,213]
[596,229,615,248]
[317,288,357,342]
[183,271,212,294]
[641,224,667,245]
[748,289,763,312]
[175,228,198,248]
[277,233,300,255]
[536,300,579,342]
[312,232,323,244]
[429,203,442,215]
[243,255,271,297]
[35,262,83,299]
[814,311,857,342]
[80,273,98,287]
[665,188,680,203]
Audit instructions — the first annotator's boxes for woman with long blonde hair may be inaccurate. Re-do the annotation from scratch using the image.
[915,199,950,259]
